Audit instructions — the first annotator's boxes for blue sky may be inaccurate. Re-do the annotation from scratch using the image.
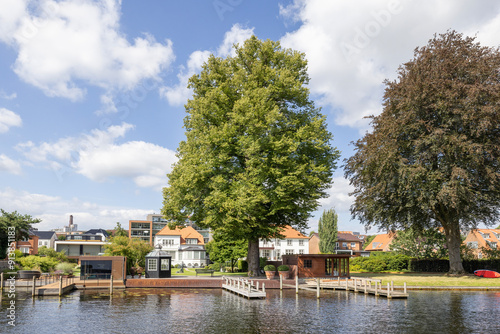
[1,0,499,233]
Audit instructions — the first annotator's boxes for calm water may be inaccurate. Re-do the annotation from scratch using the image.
[2,288,500,333]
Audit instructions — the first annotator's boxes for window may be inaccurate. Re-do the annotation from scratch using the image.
[467,241,478,249]
[161,259,169,271]
[335,242,339,249]
[186,238,198,244]
[276,250,281,260]
[148,258,157,271]
[162,239,174,246]
[304,259,312,268]
[262,249,271,258]
[285,249,294,255]
[74,235,82,240]
[351,242,356,249]
[20,247,30,254]
[342,242,347,248]
[299,240,304,246]
[287,240,292,246]
[299,249,304,254]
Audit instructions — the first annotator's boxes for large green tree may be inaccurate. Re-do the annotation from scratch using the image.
[318,208,338,253]
[104,236,152,273]
[205,231,248,272]
[162,36,340,276]
[0,209,41,259]
[345,31,500,274]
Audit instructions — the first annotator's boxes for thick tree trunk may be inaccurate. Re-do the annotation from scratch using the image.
[247,238,261,277]
[443,221,465,275]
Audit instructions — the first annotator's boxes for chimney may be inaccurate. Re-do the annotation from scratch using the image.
[69,215,73,226]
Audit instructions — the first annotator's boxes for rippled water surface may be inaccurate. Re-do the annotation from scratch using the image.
[2,288,500,333]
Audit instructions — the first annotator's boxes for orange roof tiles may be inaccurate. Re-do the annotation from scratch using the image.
[365,232,396,251]
[278,226,309,239]
[156,225,204,244]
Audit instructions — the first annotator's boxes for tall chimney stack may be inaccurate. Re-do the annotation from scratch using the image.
[69,215,73,225]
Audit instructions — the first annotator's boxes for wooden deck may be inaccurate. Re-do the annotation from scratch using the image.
[304,277,409,299]
[221,277,266,299]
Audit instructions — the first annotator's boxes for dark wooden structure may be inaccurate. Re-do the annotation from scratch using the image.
[282,254,350,278]
[145,248,172,278]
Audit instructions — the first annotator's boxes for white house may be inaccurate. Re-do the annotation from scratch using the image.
[259,226,309,261]
[33,231,57,250]
[154,225,208,268]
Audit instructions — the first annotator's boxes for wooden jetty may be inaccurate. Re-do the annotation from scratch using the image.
[302,277,409,299]
[34,276,76,296]
[222,276,266,299]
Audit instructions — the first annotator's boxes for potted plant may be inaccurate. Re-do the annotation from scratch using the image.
[264,265,276,280]
[278,265,289,279]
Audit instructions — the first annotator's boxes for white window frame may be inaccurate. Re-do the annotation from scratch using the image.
[148,258,157,271]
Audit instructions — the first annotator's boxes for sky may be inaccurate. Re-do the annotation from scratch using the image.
[1,0,500,234]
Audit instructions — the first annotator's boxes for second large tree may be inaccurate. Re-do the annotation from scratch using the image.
[162,36,340,276]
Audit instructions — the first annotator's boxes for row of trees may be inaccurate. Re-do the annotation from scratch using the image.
[162,31,499,275]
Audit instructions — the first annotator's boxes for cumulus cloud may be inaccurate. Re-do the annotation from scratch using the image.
[0,108,22,133]
[280,0,500,130]
[161,23,254,106]
[0,0,174,101]
[0,154,22,175]
[0,187,155,230]
[16,122,177,189]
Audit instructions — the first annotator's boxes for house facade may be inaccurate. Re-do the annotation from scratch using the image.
[154,225,208,267]
[54,229,109,259]
[259,226,309,261]
[464,229,500,259]
[33,231,57,250]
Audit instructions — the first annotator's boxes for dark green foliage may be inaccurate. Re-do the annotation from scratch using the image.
[205,231,247,272]
[390,228,448,259]
[350,252,411,272]
[318,208,338,254]
[162,36,340,276]
[345,31,500,274]
[38,246,68,261]
[277,265,289,271]
[259,257,268,269]
[0,209,41,258]
[264,264,276,271]
[238,260,248,272]
[410,259,500,273]
[209,263,221,271]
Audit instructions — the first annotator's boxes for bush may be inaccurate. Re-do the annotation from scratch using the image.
[209,263,221,271]
[264,264,276,271]
[350,253,411,272]
[55,262,75,275]
[238,260,248,272]
[278,265,289,271]
[18,255,59,273]
[259,257,268,268]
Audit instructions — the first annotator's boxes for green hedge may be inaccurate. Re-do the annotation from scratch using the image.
[238,260,248,272]
[350,253,411,272]
[410,259,500,273]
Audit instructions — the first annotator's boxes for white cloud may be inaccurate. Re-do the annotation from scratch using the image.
[16,122,177,189]
[0,187,155,231]
[161,23,254,106]
[0,0,174,101]
[0,108,22,133]
[0,91,17,100]
[280,0,500,130]
[0,154,22,175]
[318,176,355,213]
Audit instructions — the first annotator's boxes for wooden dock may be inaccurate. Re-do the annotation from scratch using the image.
[222,276,267,299]
[303,277,409,299]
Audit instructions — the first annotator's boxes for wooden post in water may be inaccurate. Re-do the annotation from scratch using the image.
[354,278,357,292]
[404,282,407,294]
[316,278,320,299]
[59,276,63,296]
[110,275,114,295]
[391,281,394,292]
[280,274,283,290]
[32,276,36,296]
[387,283,391,298]
[262,283,265,293]
[374,281,378,296]
[1,272,3,291]
[295,275,299,294]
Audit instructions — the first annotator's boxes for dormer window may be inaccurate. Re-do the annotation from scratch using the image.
[186,238,198,245]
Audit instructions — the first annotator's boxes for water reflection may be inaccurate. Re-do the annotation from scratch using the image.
[1,289,500,333]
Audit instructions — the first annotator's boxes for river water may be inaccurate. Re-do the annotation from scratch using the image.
[1,288,500,333]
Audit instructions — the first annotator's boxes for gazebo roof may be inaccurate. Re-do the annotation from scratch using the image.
[145,249,172,258]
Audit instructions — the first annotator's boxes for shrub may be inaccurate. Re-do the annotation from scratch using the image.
[277,265,289,271]
[350,253,411,272]
[55,262,75,275]
[264,264,276,271]
[18,256,59,273]
[238,260,248,272]
[209,263,221,271]
[259,257,268,268]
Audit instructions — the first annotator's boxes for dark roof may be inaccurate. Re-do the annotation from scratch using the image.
[337,233,363,242]
[32,231,56,239]
[85,229,109,237]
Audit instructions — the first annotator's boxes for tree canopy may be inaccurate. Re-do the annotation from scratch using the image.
[0,209,41,259]
[318,208,338,253]
[389,228,448,259]
[345,31,500,274]
[162,36,340,276]
[104,236,152,274]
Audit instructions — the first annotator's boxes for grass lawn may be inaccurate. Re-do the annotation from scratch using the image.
[351,272,500,287]
[171,268,247,277]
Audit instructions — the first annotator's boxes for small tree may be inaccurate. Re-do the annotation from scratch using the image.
[112,222,128,237]
[318,208,338,253]
[205,231,247,272]
[104,236,152,274]
[389,228,448,259]
[0,209,41,258]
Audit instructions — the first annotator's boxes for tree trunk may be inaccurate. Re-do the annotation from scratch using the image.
[443,221,465,275]
[247,238,261,277]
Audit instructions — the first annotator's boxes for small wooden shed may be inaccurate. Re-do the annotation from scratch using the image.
[145,247,172,278]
